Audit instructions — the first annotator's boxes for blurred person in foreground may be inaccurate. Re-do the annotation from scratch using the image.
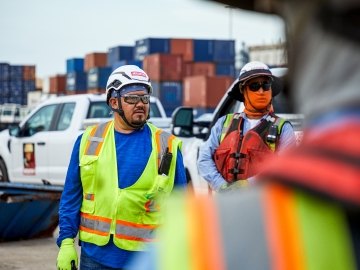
[197,61,296,192]
[56,65,186,270]
[126,0,360,269]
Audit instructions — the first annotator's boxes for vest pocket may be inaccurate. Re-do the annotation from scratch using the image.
[214,147,231,173]
[80,155,98,214]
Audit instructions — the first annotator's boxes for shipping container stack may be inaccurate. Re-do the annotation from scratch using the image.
[0,63,36,105]
[137,38,236,117]
[65,58,87,95]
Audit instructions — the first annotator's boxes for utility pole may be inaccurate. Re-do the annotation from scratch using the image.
[225,5,234,39]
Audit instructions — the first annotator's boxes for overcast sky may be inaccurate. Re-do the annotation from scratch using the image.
[0,0,285,79]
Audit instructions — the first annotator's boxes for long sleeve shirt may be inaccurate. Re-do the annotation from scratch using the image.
[197,113,296,191]
[57,124,187,268]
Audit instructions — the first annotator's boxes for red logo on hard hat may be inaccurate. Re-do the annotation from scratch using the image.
[131,71,146,77]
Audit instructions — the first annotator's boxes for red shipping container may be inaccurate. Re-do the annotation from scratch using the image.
[87,88,105,94]
[170,39,193,62]
[49,75,67,94]
[143,53,183,82]
[183,75,233,108]
[23,65,36,80]
[84,52,108,71]
[184,62,215,77]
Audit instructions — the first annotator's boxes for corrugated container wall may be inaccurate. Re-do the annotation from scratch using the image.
[111,60,143,71]
[49,75,66,95]
[215,63,236,77]
[153,82,182,117]
[87,67,112,89]
[183,75,233,108]
[134,38,170,61]
[22,66,36,80]
[193,39,214,62]
[9,65,23,80]
[184,62,215,77]
[170,39,193,62]
[84,53,108,72]
[66,72,87,92]
[213,40,235,63]
[66,58,84,73]
[107,46,134,68]
[0,63,10,81]
[143,54,183,82]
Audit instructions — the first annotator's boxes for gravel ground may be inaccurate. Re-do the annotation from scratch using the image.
[0,228,80,270]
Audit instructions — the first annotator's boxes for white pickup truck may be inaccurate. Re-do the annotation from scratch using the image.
[0,94,170,184]
[170,68,304,194]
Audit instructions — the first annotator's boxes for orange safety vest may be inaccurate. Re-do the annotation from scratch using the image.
[214,113,286,183]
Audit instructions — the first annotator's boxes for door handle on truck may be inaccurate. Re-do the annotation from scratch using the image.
[37,142,46,146]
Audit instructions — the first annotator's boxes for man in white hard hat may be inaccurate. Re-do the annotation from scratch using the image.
[56,65,186,270]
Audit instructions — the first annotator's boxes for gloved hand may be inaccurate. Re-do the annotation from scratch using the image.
[57,238,78,270]
[218,180,249,193]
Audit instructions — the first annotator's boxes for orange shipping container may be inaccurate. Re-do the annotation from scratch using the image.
[170,39,193,62]
[183,75,233,108]
[143,53,183,82]
[23,65,36,80]
[49,75,67,94]
[184,62,215,77]
[84,52,108,71]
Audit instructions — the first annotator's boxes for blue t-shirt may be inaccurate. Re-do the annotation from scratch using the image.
[57,124,186,268]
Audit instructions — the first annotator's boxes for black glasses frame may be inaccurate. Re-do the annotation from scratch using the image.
[122,94,150,104]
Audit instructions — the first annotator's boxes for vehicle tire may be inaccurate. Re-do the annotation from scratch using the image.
[0,158,9,182]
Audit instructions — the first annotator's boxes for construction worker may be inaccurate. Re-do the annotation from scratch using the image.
[197,61,296,192]
[56,65,187,270]
[126,0,360,269]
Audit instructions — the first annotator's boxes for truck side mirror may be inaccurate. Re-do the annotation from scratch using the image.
[8,124,20,137]
[171,107,194,137]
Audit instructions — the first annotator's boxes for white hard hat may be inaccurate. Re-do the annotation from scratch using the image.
[106,65,152,104]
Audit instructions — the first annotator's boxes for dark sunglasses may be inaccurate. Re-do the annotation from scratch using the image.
[246,81,272,92]
[122,94,150,104]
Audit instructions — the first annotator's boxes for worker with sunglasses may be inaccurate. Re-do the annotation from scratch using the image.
[56,65,187,270]
[197,61,296,192]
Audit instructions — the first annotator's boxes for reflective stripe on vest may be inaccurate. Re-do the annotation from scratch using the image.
[158,185,357,270]
[84,121,112,156]
[80,212,112,236]
[115,220,157,242]
[86,121,175,165]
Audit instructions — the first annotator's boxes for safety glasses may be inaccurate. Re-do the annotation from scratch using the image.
[246,81,272,92]
[122,94,150,104]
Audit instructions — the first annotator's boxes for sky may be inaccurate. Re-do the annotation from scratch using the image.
[0,0,285,80]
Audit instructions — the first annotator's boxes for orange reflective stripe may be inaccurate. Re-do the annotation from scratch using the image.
[94,121,112,156]
[263,184,305,270]
[167,134,175,153]
[81,212,112,223]
[186,194,226,270]
[115,234,152,242]
[116,219,157,230]
[84,125,98,155]
[79,225,109,236]
[155,129,163,167]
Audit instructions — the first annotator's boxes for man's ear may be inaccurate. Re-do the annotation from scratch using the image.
[109,97,119,110]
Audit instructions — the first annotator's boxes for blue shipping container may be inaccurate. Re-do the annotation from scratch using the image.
[157,82,182,117]
[216,63,236,77]
[87,67,112,89]
[134,38,170,61]
[0,63,10,81]
[193,39,214,62]
[9,65,23,80]
[66,58,84,73]
[213,40,235,63]
[107,46,134,67]
[0,182,62,241]
[66,71,87,91]
[23,79,36,91]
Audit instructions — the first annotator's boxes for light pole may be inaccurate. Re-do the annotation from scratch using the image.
[225,5,234,39]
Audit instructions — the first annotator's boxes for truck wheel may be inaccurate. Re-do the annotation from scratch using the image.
[0,159,9,182]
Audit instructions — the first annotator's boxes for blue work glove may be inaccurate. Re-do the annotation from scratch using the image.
[57,238,78,270]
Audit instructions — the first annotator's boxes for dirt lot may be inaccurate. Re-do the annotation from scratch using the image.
[0,228,80,270]
[0,237,59,270]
